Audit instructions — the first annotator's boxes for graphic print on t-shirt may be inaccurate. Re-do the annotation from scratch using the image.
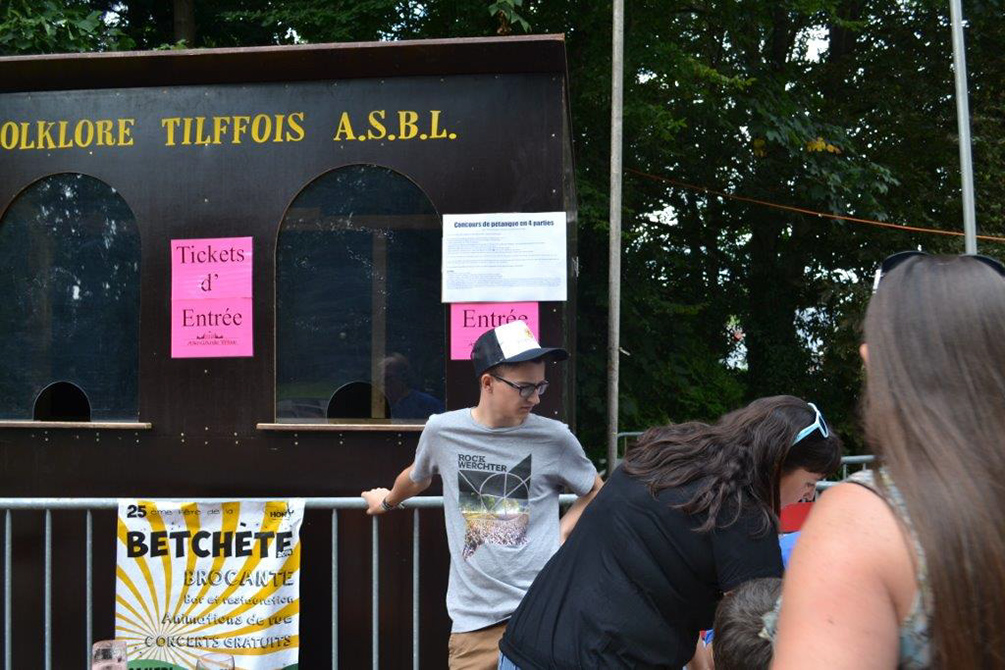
[457,454,531,559]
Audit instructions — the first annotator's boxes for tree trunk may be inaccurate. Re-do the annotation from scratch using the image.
[744,206,805,398]
[742,6,809,398]
[174,0,196,47]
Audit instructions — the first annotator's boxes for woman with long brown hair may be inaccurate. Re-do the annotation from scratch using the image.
[498,395,842,669]
[773,253,1005,668]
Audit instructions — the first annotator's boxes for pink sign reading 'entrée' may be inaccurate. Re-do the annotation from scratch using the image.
[171,237,253,358]
[450,302,539,360]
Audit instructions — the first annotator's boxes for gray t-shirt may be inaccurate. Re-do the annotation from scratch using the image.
[409,408,597,632]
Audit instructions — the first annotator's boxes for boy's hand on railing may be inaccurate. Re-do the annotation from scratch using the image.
[361,488,392,515]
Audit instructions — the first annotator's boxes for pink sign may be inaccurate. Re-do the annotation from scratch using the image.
[450,302,539,360]
[171,237,253,358]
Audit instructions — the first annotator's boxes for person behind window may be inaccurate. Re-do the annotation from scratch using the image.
[379,352,444,420]
[773,253,1005,669]
[361,322,604,670]
[497,396,841,669]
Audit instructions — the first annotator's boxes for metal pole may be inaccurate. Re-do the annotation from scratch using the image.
[85,511,92,669]
[4,510,10,670]
[371,515,378,670]
[606,0,625,475]
[43,510,51,670]
[949,0,977,253]
[331,510,338,670]
[0,496,581,509]
[412,510,419,670]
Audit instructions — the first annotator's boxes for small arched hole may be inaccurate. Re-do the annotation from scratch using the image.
[33,381,91,422]
[327,382,390,420]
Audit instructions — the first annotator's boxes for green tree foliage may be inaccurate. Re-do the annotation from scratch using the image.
[81,1,504,49]
[387,0,1005,456]
[7,0,1004,459]
[0,0,134,54]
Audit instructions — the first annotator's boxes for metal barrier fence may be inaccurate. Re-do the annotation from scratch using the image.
[614,431,644,468]
[616,432,877,489]
[817,455,877,489]
[0,454,878,669]
[0,495,576,670]
[838,454,876,480]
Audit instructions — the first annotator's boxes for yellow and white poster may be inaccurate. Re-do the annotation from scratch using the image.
[115,499,303,670]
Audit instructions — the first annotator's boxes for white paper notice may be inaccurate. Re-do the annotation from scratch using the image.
[442,211,568,303]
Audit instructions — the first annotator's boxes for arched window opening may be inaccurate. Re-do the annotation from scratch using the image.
[276,165,445,424]
[0,173,141,421]
[33,381,91,422]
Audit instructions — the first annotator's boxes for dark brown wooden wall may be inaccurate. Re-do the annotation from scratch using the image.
[0,38,576,668]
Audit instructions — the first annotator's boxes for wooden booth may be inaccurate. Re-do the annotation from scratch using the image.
[0,36,578,667]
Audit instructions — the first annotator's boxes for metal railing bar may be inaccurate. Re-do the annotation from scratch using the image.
[4,510,10,670]
[371,515,378,670]
[331,510,338,670]
[86,510,93,670]
[44,510,51,670]
[0,495,578,510]
[412,509,419,670]
[618,432,878,465]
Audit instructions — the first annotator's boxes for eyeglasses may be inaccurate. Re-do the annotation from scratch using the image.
[873,251,1005,291]
[794,402,829,446]
[490,374,549,399]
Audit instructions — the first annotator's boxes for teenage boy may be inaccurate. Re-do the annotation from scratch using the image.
[361,321,603,670]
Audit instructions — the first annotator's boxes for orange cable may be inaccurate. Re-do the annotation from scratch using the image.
[626,167,1005,244]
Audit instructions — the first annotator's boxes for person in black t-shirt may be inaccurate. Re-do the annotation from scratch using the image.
[498,395,842,669]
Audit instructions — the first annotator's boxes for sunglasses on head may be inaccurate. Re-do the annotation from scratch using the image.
[873,251,1005,291]
[794,402,829,446]
[490,374,549,399]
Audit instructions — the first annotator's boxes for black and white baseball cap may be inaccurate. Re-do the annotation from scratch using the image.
[471,321,569,377]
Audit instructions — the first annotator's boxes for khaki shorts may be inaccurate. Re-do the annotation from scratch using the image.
[448,620,507,670]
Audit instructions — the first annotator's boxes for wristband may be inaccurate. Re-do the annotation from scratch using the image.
[380,497,399,512]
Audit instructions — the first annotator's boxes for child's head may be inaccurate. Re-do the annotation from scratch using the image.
[712,577,782,670]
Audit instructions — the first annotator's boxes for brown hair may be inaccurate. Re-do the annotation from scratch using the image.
[864,254,1005,666]
[712,577,782,670]
[622,395,842,534]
